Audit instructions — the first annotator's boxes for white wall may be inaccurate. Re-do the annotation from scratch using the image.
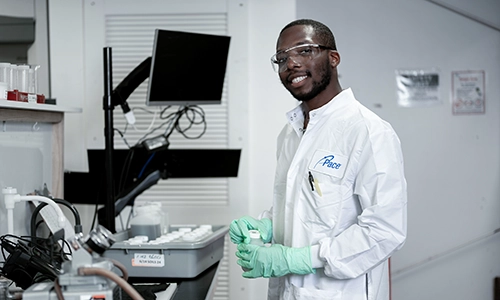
[247,1,296,298]
[297,1,500,299]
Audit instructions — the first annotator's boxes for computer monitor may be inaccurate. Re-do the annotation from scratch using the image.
[146,29,231,107]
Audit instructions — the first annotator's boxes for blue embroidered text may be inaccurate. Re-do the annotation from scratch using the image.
[315,155,342,170]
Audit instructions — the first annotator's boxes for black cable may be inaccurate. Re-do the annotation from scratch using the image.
[136,105,206,146]
[114,127,131,148]
[118,147,136,194]
[0,234,65,284]
[35,220,45,231]
[175,106,207,139]
[136,117,174,145]
[164,106,190,139]
[90,180,103,232]
[30,198,82,237]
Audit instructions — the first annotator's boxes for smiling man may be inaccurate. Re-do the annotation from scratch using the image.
[230,19,408,300]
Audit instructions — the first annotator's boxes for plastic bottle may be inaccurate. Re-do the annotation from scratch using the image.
[130,203,162,240]
[248,230,264,246]
[242,230,264,272]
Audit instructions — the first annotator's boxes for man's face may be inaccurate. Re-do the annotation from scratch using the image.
[276,25,333,102]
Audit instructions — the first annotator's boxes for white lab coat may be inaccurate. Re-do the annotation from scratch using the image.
[260,88,407,300]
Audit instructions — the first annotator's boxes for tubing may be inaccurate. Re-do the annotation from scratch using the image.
[78,267,144,300]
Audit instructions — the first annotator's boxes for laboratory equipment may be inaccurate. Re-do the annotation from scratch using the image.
[0,231,66,289]
[2,187,66,235]
[97,29,232,232]
[103,224,228,278]
[22,225,144,300]
[16,65,29,93]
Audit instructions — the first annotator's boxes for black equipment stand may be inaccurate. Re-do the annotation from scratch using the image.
[103,47,116,232]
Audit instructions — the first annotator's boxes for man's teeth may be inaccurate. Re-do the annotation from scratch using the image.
[292,76,307,84]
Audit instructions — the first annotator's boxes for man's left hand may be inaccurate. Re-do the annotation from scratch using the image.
[235,243,315,278]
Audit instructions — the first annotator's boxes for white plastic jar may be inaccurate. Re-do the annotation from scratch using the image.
[129,202,163,240]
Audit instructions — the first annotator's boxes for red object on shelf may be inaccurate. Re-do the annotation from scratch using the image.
[6,90,45,104]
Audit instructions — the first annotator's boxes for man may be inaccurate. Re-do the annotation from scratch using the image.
[230,19,407,300]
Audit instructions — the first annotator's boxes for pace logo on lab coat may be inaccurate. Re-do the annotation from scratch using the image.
[309,149,348,178]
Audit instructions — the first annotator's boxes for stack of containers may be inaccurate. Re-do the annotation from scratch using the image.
[0,63,10,100]
[0,62,42,103]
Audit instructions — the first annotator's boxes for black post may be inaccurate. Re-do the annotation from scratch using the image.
[103,47,116,232]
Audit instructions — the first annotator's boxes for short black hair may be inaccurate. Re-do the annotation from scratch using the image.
[280,19,337,50]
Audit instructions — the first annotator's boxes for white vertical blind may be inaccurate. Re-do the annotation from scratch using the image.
[105,13,230,205]
[105,11,230,299]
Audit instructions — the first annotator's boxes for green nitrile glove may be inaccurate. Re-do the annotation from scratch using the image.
[235,243,315,278]
[229,216,272,244]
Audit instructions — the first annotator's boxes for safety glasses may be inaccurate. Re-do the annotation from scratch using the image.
[270,43,334,73]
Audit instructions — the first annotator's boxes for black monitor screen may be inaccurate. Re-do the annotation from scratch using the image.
[146,29,231,106]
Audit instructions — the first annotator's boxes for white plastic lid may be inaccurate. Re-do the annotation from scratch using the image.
[248,230,261,239]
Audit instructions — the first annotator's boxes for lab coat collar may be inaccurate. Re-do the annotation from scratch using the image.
[286,88,355,137]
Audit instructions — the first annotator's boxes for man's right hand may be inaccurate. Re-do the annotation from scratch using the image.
[229,216,273,244]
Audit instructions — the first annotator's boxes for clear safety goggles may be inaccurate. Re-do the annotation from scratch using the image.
[270,43,334,73]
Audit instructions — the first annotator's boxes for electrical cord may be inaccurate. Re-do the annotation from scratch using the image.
[101,104,207,234]
[78,267,144,300]
[167,105,206,140]
[90,172,106,232]
[105,105,207,224]
[0,234,66,289]
[137,152,155,179]
[131,107,158,133]
[115,127,131,148]
[0,234,65,268]
[137,105,206,145]
[30,198,82,237]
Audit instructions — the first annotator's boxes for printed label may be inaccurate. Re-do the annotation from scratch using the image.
[309,149,348,178]
[28,93,37,103]
[132,253,165,267]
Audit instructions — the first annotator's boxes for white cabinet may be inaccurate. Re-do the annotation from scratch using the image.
[0,101,80,197]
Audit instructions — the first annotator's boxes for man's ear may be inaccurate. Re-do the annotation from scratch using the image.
[330,51,340,67]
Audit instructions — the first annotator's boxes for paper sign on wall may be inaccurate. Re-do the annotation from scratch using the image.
[396,68,441,107]
[451,70,485,115]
